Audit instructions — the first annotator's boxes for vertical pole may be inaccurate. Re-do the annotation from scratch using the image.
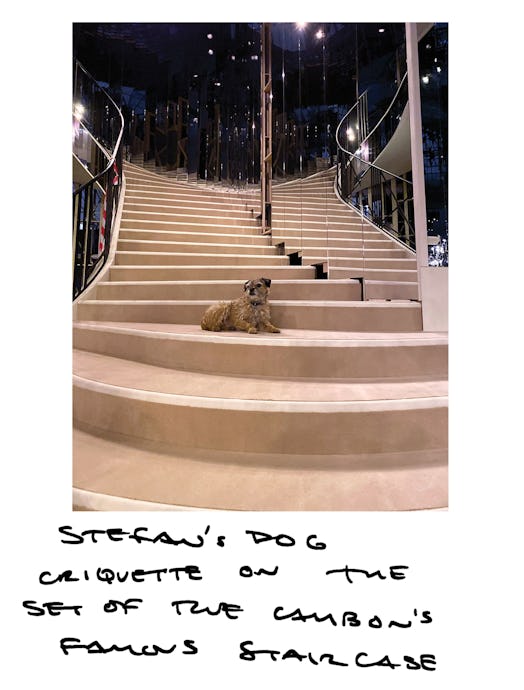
[260,22,272,233]
[405,22,428,300]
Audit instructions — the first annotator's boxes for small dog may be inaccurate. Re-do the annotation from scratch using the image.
[201,277,280,334]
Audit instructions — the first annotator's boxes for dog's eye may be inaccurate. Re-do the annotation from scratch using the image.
[256,283,262,288]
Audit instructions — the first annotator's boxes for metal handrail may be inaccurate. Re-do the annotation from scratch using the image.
[335,72,416,251]
[73,60,124,299]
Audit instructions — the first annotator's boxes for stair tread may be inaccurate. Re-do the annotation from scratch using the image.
[74,320,448,344]
[119,239,273,250]
[96,279,360,286]
[79,298,419,307]
[73,348,447,404]
[73,425,448,511]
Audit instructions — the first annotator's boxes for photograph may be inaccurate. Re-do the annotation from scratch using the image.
[72,21,448,512]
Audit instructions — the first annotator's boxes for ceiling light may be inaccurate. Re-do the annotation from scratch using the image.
[73,103,85,120]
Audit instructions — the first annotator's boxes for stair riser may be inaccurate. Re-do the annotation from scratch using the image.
[119,230,270,246]
[75,301,422,331]
[365,283,420,300]
[274,186,345,195]
[73,327,448,379]
[125,186,257,207]
[121,222,262,237]
[271,228,385,241]
[125,203,257,219]
[122,211,258,227]
[120,218,258,232]
[74,385,447,456]
[329,267,418,282]
[117,240,276,256]
[108,266,316,280]
[272,219,368,231]
[93,281,362,301]
[114,252,288,266]
[290,248,410,259]
[272,209,355,220]
[125,184,260,206]
[310,257,417,270]
[273,237,397,249]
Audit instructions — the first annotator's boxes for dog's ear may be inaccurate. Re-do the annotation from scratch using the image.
[261,277,271,288]
[243,280,250,291]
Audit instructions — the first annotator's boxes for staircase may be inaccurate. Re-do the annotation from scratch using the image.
[72,162,448,511]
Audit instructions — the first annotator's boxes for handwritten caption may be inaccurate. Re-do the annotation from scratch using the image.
[21,525,437,672]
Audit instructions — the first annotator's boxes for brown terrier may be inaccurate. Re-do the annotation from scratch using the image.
[201,277,280,334]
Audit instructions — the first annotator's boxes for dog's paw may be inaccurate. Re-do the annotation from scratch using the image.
[248,327,258,334]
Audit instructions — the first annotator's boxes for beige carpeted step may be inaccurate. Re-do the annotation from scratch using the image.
[92,279,363,301]
[119,228,271,245]
[114,251,288,266]
[329,266,419,282]
[75,299,423,331]
[124,201,257,219]
[73,349,447,456]
[288,247,410,259]
[271,226,390,240]
[73,425,448,511]
[364,280,420,300]
[107,265,317,281]
[121,209,259,227]
[325,256,417,269]
[120,217,261,232]
[117,239,276,255]
[73,322,448,379]
[271,235,398,249]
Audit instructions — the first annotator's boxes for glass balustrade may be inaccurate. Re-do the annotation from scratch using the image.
[73,60,124,299]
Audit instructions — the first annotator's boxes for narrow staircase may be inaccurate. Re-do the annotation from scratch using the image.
[72,162,448,511]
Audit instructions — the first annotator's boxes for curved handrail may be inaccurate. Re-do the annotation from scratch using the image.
[337,73,407,159]
[335,72,415,250]
[73,60,125,299]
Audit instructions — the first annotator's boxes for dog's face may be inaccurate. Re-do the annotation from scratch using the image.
[243,277,271,304]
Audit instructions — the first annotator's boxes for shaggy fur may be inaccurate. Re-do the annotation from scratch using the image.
[201,277,280,334]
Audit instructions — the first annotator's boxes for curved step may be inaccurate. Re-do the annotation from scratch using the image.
[122,209,259,227]
[73,350,447,456]
[117,239,276,256]
[92,279,363,301]
[75,299,423,331]
[73,425,448,511]
[114,251,288,266]
[107,265,317,280]
[119,228,271,246]
[73,322,448,379]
